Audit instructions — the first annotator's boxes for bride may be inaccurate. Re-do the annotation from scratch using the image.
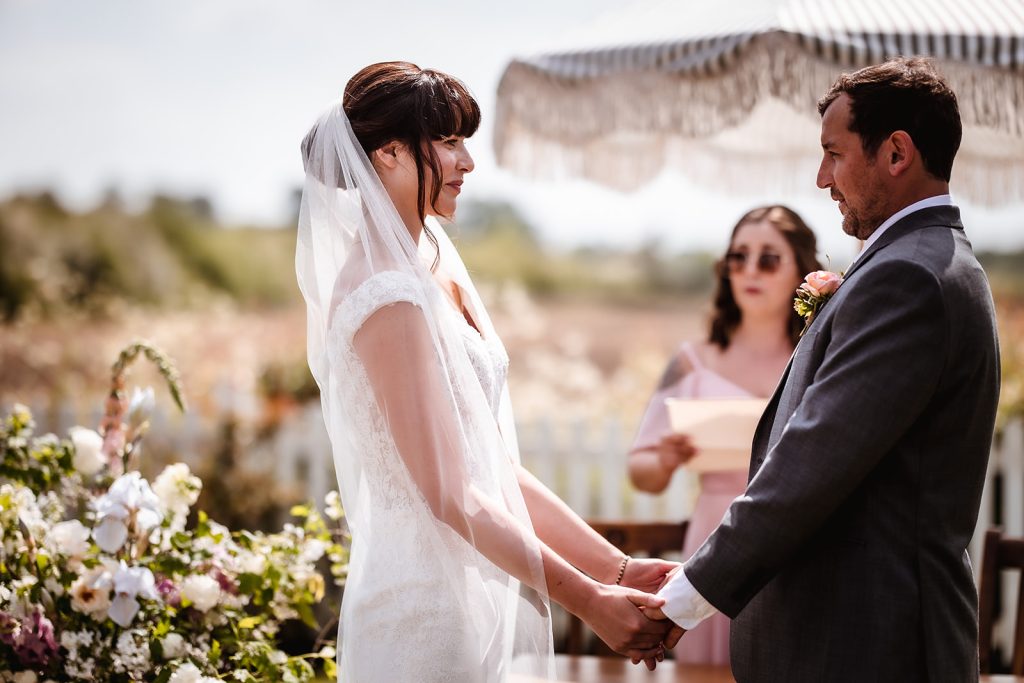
[296,62,680,682]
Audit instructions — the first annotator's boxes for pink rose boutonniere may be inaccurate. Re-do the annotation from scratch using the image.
[793,270,844,336]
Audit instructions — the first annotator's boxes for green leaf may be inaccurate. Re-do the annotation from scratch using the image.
[238,573,263,595]
[296,602,318,629]
[208,638,222,666]
[237,616,261,629]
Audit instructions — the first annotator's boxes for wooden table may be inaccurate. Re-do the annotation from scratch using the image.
[525,655,1024,682]
[550,655,733,683]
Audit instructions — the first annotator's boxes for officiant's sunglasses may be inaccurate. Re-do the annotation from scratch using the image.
[724,251,783,275]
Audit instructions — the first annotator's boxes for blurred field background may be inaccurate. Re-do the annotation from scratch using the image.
[3,188,1023,449]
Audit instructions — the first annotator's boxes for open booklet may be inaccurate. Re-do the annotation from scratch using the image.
[665,398,769,472]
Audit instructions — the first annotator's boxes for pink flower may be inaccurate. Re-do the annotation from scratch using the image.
[156,577,181,607]
[800,270,843,297]
[2,609,59,667]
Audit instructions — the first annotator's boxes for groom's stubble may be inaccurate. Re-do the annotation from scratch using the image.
[839,175,889,241]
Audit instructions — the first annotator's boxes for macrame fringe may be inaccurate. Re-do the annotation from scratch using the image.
[494,32,1024,205]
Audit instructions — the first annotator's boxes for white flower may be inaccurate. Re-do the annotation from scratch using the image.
[44,577,64,597]
[324,490,344,520]
[45,519,91,558]
[92,516,129,554]
[237,551,266,575]
[60,628,95,655]
[69,427,105,476]
[92,472,163,553]
[70,566,112,617]
[112,630,151,678]
[9,486,45,538]
[127,387,155,431]
[152,463,201,517]
[161,632,185,659]
[301,539,326,563]
[180,574,220,612]
[13,671,37,683]
[318,645,336,659]
[108,563,158,627]
[168,663,205,683]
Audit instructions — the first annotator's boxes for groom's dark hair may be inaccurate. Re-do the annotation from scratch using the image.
[818,57,961,182]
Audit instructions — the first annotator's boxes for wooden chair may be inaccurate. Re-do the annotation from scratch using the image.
[564,520,688,655]
[979,528,1024,673]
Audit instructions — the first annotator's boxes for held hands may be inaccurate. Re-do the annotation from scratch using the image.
[642,603,686,654]
[579,583,673,666]
[647,564,687,652]
[618,560,687,667]
[578,559,687,670]
[655,433,697,473]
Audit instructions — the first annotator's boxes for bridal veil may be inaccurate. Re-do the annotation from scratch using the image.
[296,97,554,680]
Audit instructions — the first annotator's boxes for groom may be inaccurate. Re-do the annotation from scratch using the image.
[650,58,1000,681]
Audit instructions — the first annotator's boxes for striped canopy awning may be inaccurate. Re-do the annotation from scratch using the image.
[494,0,1024,204]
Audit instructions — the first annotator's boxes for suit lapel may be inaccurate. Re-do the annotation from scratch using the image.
[749,355,793,479]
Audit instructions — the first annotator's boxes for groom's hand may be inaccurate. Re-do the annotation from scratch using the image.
[642,604,686,650]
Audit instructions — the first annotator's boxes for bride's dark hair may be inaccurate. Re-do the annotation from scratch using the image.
[342,61,480,224]
[301,61,479,270]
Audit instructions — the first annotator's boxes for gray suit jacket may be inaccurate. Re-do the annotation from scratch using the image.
[684,206,1000,682]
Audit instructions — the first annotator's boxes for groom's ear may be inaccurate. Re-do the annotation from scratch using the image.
[885,131,916,177]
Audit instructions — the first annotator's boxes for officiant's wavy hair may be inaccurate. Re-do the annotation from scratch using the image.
[818,57,961,182]
[709,205,821,349]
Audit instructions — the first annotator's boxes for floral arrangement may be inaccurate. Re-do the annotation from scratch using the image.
[0,342,347,682]
[793,270,844,335]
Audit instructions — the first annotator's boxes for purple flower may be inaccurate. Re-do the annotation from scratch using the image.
[0,611,18,646]
[213,567,238,596]
[156,577,180,607]
[14,610,58,667]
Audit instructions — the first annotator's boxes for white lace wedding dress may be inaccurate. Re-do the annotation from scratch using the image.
[330,270,535,682]
[298,99,553,682]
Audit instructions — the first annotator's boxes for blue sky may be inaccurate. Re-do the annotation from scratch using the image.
[1,0,1021,261]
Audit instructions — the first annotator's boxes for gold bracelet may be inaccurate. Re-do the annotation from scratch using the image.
[614,555,631,585]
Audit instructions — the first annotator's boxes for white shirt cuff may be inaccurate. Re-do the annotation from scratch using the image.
[656,567,718,630]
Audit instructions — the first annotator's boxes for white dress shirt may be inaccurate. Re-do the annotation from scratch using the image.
[848,194,954,267]
[656,193,956,630]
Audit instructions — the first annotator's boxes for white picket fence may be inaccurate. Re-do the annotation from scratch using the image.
[21,400,1024,661]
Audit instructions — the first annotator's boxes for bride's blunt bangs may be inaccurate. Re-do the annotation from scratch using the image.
[342,62,480,227]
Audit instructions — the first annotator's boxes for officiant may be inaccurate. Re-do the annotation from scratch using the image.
[627,205,821,665]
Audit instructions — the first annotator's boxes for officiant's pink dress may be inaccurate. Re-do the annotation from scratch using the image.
[630,342,751,665]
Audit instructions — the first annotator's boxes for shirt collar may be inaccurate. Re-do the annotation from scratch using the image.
[850,194,954,266]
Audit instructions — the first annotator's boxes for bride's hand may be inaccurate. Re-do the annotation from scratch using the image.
[618,558,681,594]
[577,584,672,663]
